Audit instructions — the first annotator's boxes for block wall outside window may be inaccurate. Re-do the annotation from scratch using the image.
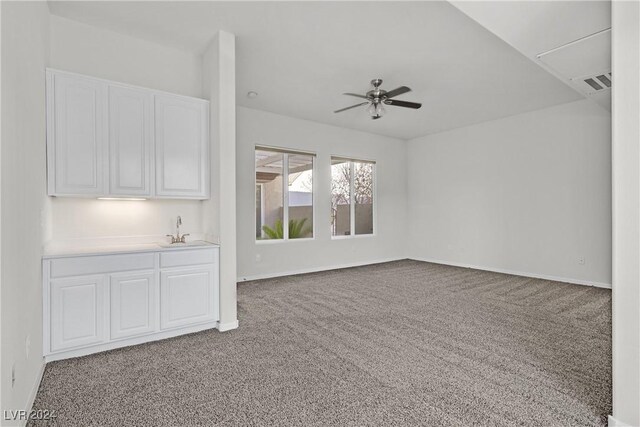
[331,157,375,237]
[255,147,314,241]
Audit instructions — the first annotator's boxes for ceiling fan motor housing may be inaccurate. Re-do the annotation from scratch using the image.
[367,78,386,100]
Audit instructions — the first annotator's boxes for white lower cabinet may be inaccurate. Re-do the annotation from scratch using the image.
[44,246,219,361]
[110,270,156,340]
[161,266,217,330]
[50,275,107,352]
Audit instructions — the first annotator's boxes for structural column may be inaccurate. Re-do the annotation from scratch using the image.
[611,1,640,425]
[202,31,238,331]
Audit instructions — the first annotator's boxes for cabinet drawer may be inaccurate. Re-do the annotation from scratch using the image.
[50,253,155,278]
[160,248,217,268]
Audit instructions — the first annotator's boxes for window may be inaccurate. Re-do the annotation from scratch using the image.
[255,147,314,241]
[331,158,375,237]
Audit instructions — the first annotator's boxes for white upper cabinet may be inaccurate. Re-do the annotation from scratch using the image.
[109,85,152,197]
[46,69,210,200]
[47,71,107,196]
[155,94,209,199]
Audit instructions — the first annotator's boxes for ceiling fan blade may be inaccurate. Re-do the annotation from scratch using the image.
[384,86,411,99]
[334,101,369,113]
[384,99,422,109]
[343,93,369,100]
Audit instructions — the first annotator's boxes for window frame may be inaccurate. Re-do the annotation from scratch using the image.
[255,145,316,244]
[255,183,265,240]
[330,156,377,239]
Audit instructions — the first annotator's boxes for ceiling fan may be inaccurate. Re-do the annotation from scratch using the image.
[334,79,422,120]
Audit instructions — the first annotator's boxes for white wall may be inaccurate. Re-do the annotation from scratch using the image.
[47,15,206,244]
[49,15,202,98]
[407,99,612,286]
[48,199,202,242]
[236,107,408,280]
[1,1,49,421]
[611,0,640,425]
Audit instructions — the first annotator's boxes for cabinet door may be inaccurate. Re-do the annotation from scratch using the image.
[47,71,107,196]
[50,275,107,352]
[154,94,209,199]
[109,85,152,196]
[160,266,216,330]
[110,270,156,340]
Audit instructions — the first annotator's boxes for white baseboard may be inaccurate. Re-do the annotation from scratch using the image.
[217,320,239,332]
[44,322,218,362]
[237,257,405,282]
[409,257,612,289]
[20,361,46,426]
[608,415,630,427]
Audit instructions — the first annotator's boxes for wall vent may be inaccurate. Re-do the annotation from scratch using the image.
[536,29,611,109]
[572,71,612,94]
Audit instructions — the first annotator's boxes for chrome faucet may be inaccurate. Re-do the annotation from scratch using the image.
[166,216,189,243]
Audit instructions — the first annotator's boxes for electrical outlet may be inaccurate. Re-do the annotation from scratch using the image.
[578,257,585,265]
[11,364,15,388]
[256,254,262,263]
[25,335,31,359]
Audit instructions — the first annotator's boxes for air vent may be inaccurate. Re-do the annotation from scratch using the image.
[596,74,611,87]
[584,78,602,90]
[572,71,612,94]
[584,73,612,90]
[536,29,611,108]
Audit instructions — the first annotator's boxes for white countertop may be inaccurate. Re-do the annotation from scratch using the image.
[43,240,219,259]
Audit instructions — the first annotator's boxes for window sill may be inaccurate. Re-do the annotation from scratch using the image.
[255,237,316,245]
[331,234,375,240]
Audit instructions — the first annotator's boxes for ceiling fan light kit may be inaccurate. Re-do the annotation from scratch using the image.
[367,102,385,119]
[334,78,422,119]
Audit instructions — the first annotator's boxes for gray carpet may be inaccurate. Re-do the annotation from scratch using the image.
[30,260,611,426]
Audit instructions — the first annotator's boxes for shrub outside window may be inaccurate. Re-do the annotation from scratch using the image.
[255,147,314,241]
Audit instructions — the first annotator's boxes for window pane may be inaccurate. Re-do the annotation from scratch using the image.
[255,185,262,238]
[354,162,374,235]
[255,149,283,240]
[288,154,314,239]
[331,159,351,236]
